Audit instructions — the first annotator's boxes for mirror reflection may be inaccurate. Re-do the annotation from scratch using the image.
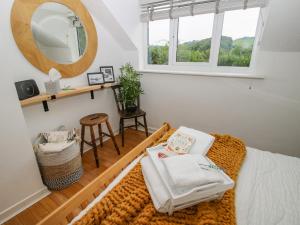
[31,2,87,64]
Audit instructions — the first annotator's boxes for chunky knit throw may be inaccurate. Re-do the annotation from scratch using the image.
[75,130,246,225]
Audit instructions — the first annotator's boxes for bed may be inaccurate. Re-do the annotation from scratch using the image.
[38,123,300,225]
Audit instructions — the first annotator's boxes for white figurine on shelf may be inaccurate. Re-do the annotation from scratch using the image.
[49,68,62,81]
[45,68,62,94]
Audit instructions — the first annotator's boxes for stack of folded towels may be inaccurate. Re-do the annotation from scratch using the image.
[141,126,234,215]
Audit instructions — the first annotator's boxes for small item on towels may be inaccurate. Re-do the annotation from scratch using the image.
[162,154,223,188]
[170,127,215,155]
[166,132,195,154]
[38,140,75,154]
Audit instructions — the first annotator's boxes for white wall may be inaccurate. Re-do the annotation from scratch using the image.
[102,0,141,48]
[16,16,128,141]
[0,0,136,223]
[0,1,47,223]
[261,0,300,51]
[101,0,300,157]
[83,0,137,51]
[96,0,142,66]
[140,50,300,157]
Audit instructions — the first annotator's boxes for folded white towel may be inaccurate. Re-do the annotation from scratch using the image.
[142,126,233,215]
[41,131,72,143]
[38,141,75,153]
[141,155,231,214]
[162,154,223,188]
[141,156,171,213]
[170,127,215,155]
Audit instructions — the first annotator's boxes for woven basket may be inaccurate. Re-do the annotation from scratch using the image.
[34,130,83,190]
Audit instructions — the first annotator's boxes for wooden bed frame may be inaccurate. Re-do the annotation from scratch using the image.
[38,123,172,225]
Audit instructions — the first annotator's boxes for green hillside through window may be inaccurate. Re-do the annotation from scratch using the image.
[176,38,211,63]
[148,36,255,67]
[218,36,255,67]
[148,44,169,65]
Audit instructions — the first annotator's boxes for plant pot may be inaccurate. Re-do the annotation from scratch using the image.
[125,105,137,113]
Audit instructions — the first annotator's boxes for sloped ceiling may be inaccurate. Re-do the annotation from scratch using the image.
[102,0,142,47]
[260,0,300,52]
[82,0,137,51]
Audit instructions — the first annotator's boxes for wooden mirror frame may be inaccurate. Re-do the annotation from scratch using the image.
[11,0,98,78]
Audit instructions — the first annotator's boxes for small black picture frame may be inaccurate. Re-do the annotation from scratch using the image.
[100,66,115,83]
[87,72,105,86]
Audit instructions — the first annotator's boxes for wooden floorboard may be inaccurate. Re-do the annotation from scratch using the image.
[4,129,147,225]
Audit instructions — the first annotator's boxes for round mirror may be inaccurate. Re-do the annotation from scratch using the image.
[31,2,87,64]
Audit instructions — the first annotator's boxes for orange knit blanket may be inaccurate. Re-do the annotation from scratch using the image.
[75,130,246,225]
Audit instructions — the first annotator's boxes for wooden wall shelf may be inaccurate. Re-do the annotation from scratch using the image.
[20,83,114,112]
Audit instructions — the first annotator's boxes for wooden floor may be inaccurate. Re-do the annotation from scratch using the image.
[5,129,148,225]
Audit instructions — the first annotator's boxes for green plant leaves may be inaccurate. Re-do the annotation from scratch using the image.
[119,63,144,107]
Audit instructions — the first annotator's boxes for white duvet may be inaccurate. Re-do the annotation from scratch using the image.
[236,147,300,225]
[71,147,300,225]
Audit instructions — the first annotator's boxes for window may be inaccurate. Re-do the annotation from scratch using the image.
[76,26,86,56]
[218,8,260,67]
[148,19,170,65]
[146,8,261,70]
[177,14,214,63]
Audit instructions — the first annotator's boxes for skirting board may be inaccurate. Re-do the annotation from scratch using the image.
[137,126,157,134]
[0,186,50,224]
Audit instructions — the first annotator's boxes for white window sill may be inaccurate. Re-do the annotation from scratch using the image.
[138,69,264,79]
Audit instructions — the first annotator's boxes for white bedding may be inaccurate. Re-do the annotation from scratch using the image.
[71,148,300,225]
[236,147,300,225]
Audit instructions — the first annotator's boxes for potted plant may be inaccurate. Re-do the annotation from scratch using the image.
[119,63,144,113]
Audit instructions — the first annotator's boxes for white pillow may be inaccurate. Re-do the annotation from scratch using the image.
[171,126,215,155]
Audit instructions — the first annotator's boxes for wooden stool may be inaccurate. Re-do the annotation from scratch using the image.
[80,113,120,167]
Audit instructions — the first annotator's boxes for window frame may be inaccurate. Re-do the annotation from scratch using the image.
[143,8,263,74]
[172,13,218,67]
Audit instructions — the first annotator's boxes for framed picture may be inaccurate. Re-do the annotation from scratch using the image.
[87,72,104,86]
[100,66,115,83]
